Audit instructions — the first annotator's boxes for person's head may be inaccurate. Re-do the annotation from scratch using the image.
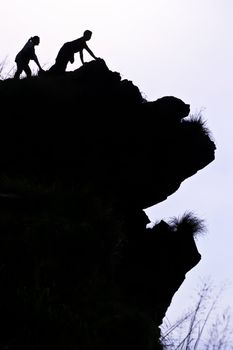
[83,30,92,41]
[31,36,40,45]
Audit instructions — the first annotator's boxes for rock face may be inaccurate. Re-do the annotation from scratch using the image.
[0,59,215,349]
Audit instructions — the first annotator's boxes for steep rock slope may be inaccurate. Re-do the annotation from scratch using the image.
[0,59,216,350]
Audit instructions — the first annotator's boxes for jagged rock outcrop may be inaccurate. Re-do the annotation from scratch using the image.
[0,59,215,349]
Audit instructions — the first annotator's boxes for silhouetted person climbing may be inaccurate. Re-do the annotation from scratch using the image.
[49,30,98,74]
[14,36,43,79]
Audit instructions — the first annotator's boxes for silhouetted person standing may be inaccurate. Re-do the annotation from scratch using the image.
[14,36,43,79]
[49,30,98,74]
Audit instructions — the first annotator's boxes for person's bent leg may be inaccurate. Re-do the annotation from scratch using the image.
[55,49,70,73]
[14,62,23,79]
[24,65,32,78]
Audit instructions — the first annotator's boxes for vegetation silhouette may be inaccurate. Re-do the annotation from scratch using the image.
[161,281,233,349]
[48,30,98,74]
[14,36,44,79]
[0,58,216,349]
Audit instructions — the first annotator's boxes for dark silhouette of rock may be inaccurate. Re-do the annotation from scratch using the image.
[144,95,190,124]
[117,212,204,327]
[0,59,216,349]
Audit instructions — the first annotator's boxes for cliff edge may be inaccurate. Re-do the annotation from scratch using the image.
[0,59,216,349]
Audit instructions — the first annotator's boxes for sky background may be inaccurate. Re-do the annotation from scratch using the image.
[1,0,232,333]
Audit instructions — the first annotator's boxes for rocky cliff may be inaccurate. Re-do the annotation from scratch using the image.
[0,59,216,349]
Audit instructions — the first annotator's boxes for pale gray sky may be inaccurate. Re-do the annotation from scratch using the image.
[1,0,232,330]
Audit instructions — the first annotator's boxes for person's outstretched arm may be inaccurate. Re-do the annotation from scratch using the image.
[79,50,85,64]
[69,53,75,64]
[33,54,43,71]
[85,45,98,60]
